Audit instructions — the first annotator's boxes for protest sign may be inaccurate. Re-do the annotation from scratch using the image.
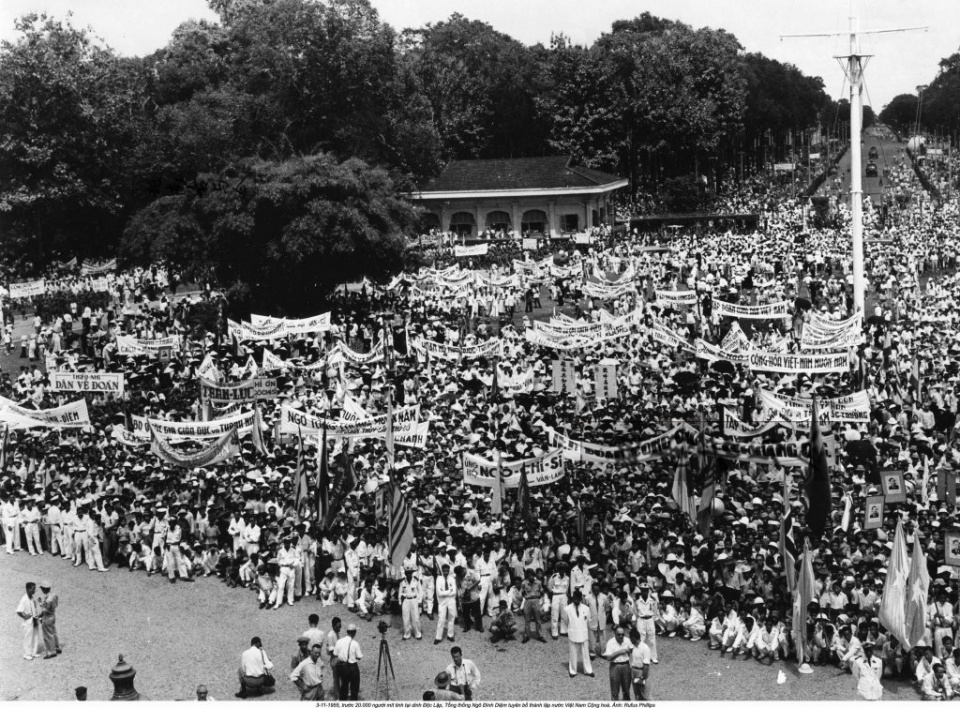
[454,244,489,257]
[50,372,125,396]
[462,449,565,488]
[714,300,789,319]
[748,351,848,374]
[9,280,46,298]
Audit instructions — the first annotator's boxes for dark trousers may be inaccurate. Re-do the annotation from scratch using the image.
[462,599,482,632]
[523,599,543,638]
[338,662,359,700]
[451,684,473,701]
[609,663,631,701]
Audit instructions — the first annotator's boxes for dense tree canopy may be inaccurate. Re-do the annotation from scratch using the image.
[121,153,417,316]
[0,2,908,310]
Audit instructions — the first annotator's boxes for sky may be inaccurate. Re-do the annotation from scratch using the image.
[1,0,956,110]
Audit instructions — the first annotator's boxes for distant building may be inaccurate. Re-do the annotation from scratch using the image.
[411,156,628,239]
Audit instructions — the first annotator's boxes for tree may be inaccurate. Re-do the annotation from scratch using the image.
[0,14,146,267]
[121,153,418,315]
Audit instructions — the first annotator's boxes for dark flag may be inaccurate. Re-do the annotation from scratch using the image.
[251,402,269,455]
[490,359,500,400]
[696,440,716,535]
[317,426,330,526]
[576,499,586,543]
[804,398,831,538]
[516,464,536,534]
[325,440,358,530]
[294,427,308,511]
[0,424,8,472]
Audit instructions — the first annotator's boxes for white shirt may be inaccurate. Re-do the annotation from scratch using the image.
[446,659,481,690]
[240,646,273,677]
[334,635,362,664]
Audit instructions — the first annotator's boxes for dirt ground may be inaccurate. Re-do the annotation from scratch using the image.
[0,550,920,702]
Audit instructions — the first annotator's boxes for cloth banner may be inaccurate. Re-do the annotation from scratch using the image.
[196,354,221,382]
[462,449,565,488]
[395,420,430,449]
[573,233,592,245]
[80,259,117,276]
[261,348,289,371]
[546,423,694,465]
[759,389,871,424]
[806,312,862,334]
[0,397,91,429]
[709,436,813,467]
[583,280,636,301]
[116,335,181,356]
[9,280,46,298]
[200,377,276,403]
[722,407,781,437]
[722,322,750,352]
[336,340,384,365]
[714,300,789,319]
[655,289,698,307]
[748,351,848,374]
[649,319,695,353]
[150,428,239,468]
[130,410,254,441]
[549,262,582,279]
[248,312,331,336]
[279,403,419,439]
[410,337,501,361]
[551,359,577,395]
[695,339,750,365]
[49,372,124,395]
[454,244,489,258]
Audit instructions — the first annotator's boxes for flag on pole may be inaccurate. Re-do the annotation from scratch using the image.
[904,533,931,650]
[878,520,910,648]
[697,444,716,536]
[384,384,395,469]
[803,398,831,538]
[251,403,269,455]
[921,456,930,504]
[490,360,500,400]
[671,444,696,526]
[779,505,798,593]
[294,426,309,511]
[792,539,816,666]
[0,424,10,472]
[385,474,414,567]
[516,464,535,533]
[576,498,586,543]
[491,452,503,516]
[317,425,330,526]
[912,358,921,402]
[325,437,358,530]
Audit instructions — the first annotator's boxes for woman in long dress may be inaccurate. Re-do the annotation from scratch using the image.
[16,582,43,660]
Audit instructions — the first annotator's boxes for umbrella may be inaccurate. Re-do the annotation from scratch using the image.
[674,371,699,395]
[794,297,812,311]
[711,360,736,376]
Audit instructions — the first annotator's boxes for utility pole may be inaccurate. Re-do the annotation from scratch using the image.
[781,7,926,315]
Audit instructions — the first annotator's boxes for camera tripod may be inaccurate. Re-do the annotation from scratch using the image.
[374,633,397,699]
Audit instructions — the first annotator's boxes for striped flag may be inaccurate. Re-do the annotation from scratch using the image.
[697,444,716,535]
[792,539,816,666]
[803,398,831,538]
[904,532,931,650]
[385,474,414,567]
[879,520,910,647]
[294,427,308,511]
[317,425,330,526]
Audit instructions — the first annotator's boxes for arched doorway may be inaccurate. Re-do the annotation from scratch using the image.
[420,212,441,232]
[521,209,548,235]
[449,212,475,238]
[485,210,512,236]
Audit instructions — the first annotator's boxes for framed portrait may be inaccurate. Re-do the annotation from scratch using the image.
[881,470,907,503]
[946,530,960,568]
[863,495,884,530]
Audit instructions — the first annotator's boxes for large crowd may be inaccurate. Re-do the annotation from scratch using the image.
[3,149,960,701]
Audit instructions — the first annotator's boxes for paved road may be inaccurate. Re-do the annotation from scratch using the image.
[819,131,915,206]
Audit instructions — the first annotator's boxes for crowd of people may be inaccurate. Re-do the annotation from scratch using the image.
[2,144,960,701]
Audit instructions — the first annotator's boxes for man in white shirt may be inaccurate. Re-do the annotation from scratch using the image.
[445,646,481,701]
[274,536,299,608]
[333,624,362,700]
[289,642,324,701]
[2,494,21,554]
[19,498,42,555]
[237,636,274,698]
[603,626,634,701]
[564,590,594,677]
[435,564,457,643]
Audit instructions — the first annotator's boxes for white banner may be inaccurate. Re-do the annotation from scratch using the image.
[552,359,577,395]
[0,397,90,428]
[594,360,618,399]
[9,280,46,299]
[279,403,419,439]
[116,335,181,357]
[49,372,125,395]
[545,423,693,465]
[722,322,750,352]
[130,410,254,441]
[714,300,790,319]
[695,339,750,365]
[722,406,781,437]
[522,238,539,252]
[248,313,331,336]
[649,319,695,353]
[748,351,848,374]
[80,259,117,276]
[454,244,489,258]
[655,289,698,306]
[410,337,501,361]
[759,388,871,424]
[337,340,384,365]
[200,377,277,403]
[583,280,636,301]
[462,449,565,488]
